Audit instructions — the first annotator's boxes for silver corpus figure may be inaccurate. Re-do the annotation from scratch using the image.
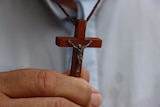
[68,40,93,74]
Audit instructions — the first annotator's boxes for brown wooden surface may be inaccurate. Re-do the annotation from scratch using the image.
[56,20,102,77]
[56,37,102,47]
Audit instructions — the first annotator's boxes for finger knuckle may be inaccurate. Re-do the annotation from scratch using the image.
[54,98,78,107]
[36,70,57,94]
[46,98,71,107]
[54,98,66,107]
[78,79,92,105]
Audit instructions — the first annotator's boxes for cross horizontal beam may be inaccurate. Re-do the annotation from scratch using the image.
[56,37,102,47]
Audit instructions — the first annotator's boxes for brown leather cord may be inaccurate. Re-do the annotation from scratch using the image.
[52,0,101,25]
[86,0,101,22]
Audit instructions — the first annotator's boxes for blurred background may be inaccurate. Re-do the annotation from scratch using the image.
[96,0,160,107]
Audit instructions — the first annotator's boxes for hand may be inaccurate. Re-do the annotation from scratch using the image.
[0,68,102,107]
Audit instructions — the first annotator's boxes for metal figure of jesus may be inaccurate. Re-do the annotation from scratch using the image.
[68,40,93,74]
[56,20,102,77]
[54,0,102,77]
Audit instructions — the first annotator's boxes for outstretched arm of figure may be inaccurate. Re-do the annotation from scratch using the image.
[68,40,79,49]
[83,40,93,48]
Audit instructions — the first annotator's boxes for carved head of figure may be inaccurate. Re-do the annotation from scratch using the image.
[78,44,82,49]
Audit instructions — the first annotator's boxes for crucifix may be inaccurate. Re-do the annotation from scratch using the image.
[54,0,102,77]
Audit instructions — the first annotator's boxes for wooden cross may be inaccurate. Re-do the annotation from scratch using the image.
[56,20,102,77]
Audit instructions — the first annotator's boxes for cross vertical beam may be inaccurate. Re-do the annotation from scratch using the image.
[70,20,86,76]
[56,20,102,77]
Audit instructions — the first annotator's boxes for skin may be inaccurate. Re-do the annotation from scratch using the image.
[0,68,102,107]
[0,0,102,106]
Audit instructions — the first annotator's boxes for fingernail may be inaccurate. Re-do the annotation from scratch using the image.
[90,93,102,107]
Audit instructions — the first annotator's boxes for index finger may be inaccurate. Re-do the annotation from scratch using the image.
[0,68,91,106]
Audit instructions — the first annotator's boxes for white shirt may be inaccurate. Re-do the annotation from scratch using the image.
[0,0,100,89]
[0,1,67,71]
